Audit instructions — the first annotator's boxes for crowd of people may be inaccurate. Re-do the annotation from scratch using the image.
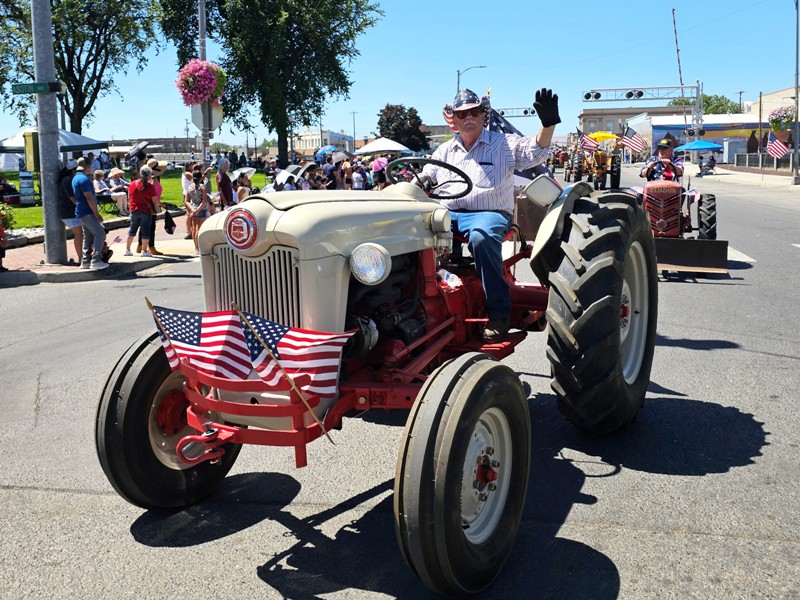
[37,144,419,272]
[56,152,169,268]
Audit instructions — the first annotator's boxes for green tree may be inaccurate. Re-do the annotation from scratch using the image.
[668,94,740,114]
[1,0,158,133]
[376,104,429,151]
[158,0,381,166]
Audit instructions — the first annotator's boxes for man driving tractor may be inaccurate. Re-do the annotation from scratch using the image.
[422,87,560,341]
[640,137,684,182]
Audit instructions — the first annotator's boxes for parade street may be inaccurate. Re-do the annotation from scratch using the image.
[0,165,798,599]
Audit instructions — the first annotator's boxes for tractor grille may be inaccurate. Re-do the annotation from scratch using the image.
[213,245,302,327]
[643,194,682,237]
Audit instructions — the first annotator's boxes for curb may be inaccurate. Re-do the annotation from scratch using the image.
[0,208,193,287]
[0,254,186,286]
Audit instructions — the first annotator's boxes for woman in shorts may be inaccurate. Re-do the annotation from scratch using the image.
[184,165,210,254]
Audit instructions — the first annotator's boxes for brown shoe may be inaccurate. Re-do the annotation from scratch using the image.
[148,247,164,256]
[136,243,142,253]
[483,317,510,341]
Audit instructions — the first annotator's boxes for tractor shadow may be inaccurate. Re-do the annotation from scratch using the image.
[655,332,740,352]
[127,389,768,599]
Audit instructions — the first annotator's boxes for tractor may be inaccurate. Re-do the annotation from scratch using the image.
[638,178,728,275]
[564,149,585,182]
[95,158,659,597]
[591,149,608,190]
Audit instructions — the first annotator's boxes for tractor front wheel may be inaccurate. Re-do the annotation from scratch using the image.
[95,333,242,509]
[698,193,718,240]
[394,353,530,596]
[546,193,658,434]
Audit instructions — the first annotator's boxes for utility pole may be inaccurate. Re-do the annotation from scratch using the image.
[350,111,357,153]
[198,0,210,166]
[794,0,799,184]
[31,0,66,264]
[184,118,190,160]
[737,90,745,113]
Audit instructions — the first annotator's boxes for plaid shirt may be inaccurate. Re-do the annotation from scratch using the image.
[425,129,550,213]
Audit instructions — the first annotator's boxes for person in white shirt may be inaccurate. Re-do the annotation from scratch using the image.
[422,87,559,340]
[352,164,365,190]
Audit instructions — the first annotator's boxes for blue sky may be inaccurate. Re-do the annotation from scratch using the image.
[1,0,794,149]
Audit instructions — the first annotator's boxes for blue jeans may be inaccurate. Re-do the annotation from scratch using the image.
[79,214,106,263]
[127,211,153,241]
[451,210,512,320]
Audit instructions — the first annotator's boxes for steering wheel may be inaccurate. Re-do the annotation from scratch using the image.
[385,157,472,200]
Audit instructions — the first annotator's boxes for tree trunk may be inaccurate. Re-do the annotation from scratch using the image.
[276,127,289,168]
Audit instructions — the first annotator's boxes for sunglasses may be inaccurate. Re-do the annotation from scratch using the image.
[453,107,483,119]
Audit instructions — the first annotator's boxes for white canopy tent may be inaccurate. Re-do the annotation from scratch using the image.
[0,153,23,170]
[355,137,413,155]
[0,127,107,154]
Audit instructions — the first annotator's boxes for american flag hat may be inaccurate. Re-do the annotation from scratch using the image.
[443,88,491,132]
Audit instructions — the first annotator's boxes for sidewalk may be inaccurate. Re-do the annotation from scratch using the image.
[0,210,197,286]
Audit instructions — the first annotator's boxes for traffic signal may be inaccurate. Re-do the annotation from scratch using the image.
[583,92,602,100]
[625,90,644,99]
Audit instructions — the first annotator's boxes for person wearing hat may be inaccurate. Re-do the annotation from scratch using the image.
[421,87,560,340]
[71,157,110,269]
[640,137,684,181]
[107,167,130,215]
[57,159,83,264]
[136,159,166,255]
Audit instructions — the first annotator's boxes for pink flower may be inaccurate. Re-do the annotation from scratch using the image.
[176,59,227,106]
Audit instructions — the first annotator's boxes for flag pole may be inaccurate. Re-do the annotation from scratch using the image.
[231,303,333,445]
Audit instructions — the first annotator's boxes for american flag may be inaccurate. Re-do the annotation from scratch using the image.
[621,126,646,153]
[577,128,599,152]
[443,109,457,132]
[766,132,790,159]
[240,311,356,399]
[488,109,523,136]
[152,307,253,379]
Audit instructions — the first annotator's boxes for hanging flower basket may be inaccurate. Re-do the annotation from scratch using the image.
[768,105,796,132]
[175,59,227,107]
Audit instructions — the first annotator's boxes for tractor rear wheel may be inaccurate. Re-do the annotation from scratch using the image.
[698,193,718,240]
[546,193,658,434]
[95,333,242,509]
[394,353,530,596]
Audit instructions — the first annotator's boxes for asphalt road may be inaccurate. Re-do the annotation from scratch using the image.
[1,166,798,599]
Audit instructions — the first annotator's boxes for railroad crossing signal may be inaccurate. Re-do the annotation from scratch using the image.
[495,107,536,118]
[581,85,699,102]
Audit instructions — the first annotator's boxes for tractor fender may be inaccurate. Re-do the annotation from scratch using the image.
[530,181,593,264]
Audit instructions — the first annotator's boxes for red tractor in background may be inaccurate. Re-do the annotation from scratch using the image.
[639,179,728,275]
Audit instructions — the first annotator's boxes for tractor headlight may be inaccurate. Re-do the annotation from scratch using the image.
[350,243,391,285]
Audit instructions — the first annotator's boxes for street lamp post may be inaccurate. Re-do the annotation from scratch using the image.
[456,65,486,94]
[794,0,799,184]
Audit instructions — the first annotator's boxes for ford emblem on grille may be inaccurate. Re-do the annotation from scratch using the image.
[225,208,258,251]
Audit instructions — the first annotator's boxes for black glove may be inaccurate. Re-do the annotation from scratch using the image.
[534,88,561,128]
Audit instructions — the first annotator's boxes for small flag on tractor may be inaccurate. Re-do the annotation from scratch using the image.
[239,311,356,399]
[577,128,599,152]
[766,132,790,159]
[150,306,253,380]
